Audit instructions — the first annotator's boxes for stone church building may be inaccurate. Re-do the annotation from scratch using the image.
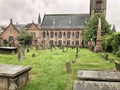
[0,0,107,47]
[40,0,106,47]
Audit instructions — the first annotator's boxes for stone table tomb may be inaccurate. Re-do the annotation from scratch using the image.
[0,64,32,90]
[0,47,17,54]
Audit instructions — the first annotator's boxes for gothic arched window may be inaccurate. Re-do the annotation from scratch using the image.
[67,32,70,39]
[76,41,79,46]
[49,40,54,46]
[50,32,54,38]
[42,31,46,38]
[76,32,80,39]
[67,40,70,46]
[59,32,62,38]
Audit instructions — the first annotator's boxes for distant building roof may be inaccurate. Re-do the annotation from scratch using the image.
[14,24,26,32]
[41,14,90,29]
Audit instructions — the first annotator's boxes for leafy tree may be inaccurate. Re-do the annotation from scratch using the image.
[102,32,120,55]
[102,35,113,52]
[16,31,33,46]
[84,13,112,42]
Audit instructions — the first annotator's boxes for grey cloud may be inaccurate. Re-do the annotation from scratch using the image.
[0,0,120,31]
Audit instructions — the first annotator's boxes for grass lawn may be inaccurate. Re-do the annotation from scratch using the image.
[0,47,119,90]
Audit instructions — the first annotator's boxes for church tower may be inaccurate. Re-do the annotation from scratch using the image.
[90,0,107,17]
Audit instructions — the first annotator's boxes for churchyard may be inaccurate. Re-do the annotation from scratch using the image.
[0,47,119,90]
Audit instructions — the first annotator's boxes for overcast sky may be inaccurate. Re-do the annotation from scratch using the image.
[0,0,120,31]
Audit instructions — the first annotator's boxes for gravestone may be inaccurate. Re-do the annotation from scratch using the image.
[0,47,17,54]
[35,44,39,51]
[0,37,4,46]
[73,80,120,90]
[49,42,53,51]
[62,44,65,52]
[0,64,32,90]
[105,53,108,60]
[75,47,79,58]
[109,58,114,62]
[18,44,25,61]
[101,52,104,58]
[27,48,30,52]
[115,61,120,71]
[73,70,120,90]
[72,59,76,63]
[66,61,71,73]
[77,70,120,81]
[32,53,36,58]
[88,38,94,51]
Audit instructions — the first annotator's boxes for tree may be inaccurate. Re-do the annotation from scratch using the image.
[16,31,33,46]
[102,32,120,55]
[84,13,112,42]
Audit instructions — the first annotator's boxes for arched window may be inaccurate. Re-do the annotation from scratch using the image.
[76,41,79,46]
[49,40,54,46]
[59,32,62,38]
[50,32,54,38]
[76,32,80,39]
[67,32,70,39]
[42,31,46,38]
[72,32,74,37]
[58,40,62,46]
[67,40,70,46]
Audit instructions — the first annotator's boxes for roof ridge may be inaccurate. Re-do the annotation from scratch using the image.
[45,13,89,16]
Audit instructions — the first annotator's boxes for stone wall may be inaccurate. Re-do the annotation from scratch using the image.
[40,29,84,47]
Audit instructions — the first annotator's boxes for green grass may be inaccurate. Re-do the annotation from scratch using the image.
[0,47,119,90]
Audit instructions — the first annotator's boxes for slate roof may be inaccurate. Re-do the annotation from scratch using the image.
[14,24,26,32]
[41,14,90,29]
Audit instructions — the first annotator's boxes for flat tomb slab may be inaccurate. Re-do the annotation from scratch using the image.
[78,70,120,82]
[0,64,32,90]
[73,80,120,90]
[0,47,17,54]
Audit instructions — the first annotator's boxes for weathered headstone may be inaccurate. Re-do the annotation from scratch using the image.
[66,61,71,73]
[75,47,79,58]
[32,53,36,57]
[88,38,94,51]
[77,70,120,81]
[101,52,104,58]
[105,53,108,60]
[0,37,4,46]
[109,58,114,62]
[72,59,76,63]
[27,48,30,52]
[62,44,65,52]
[74,70,120,90]
[18,44,25,61]
[49,42,53,51]
[73,80,120,90]
[115,61,120,71]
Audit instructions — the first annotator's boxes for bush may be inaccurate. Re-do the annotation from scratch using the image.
[116,50,120,57]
